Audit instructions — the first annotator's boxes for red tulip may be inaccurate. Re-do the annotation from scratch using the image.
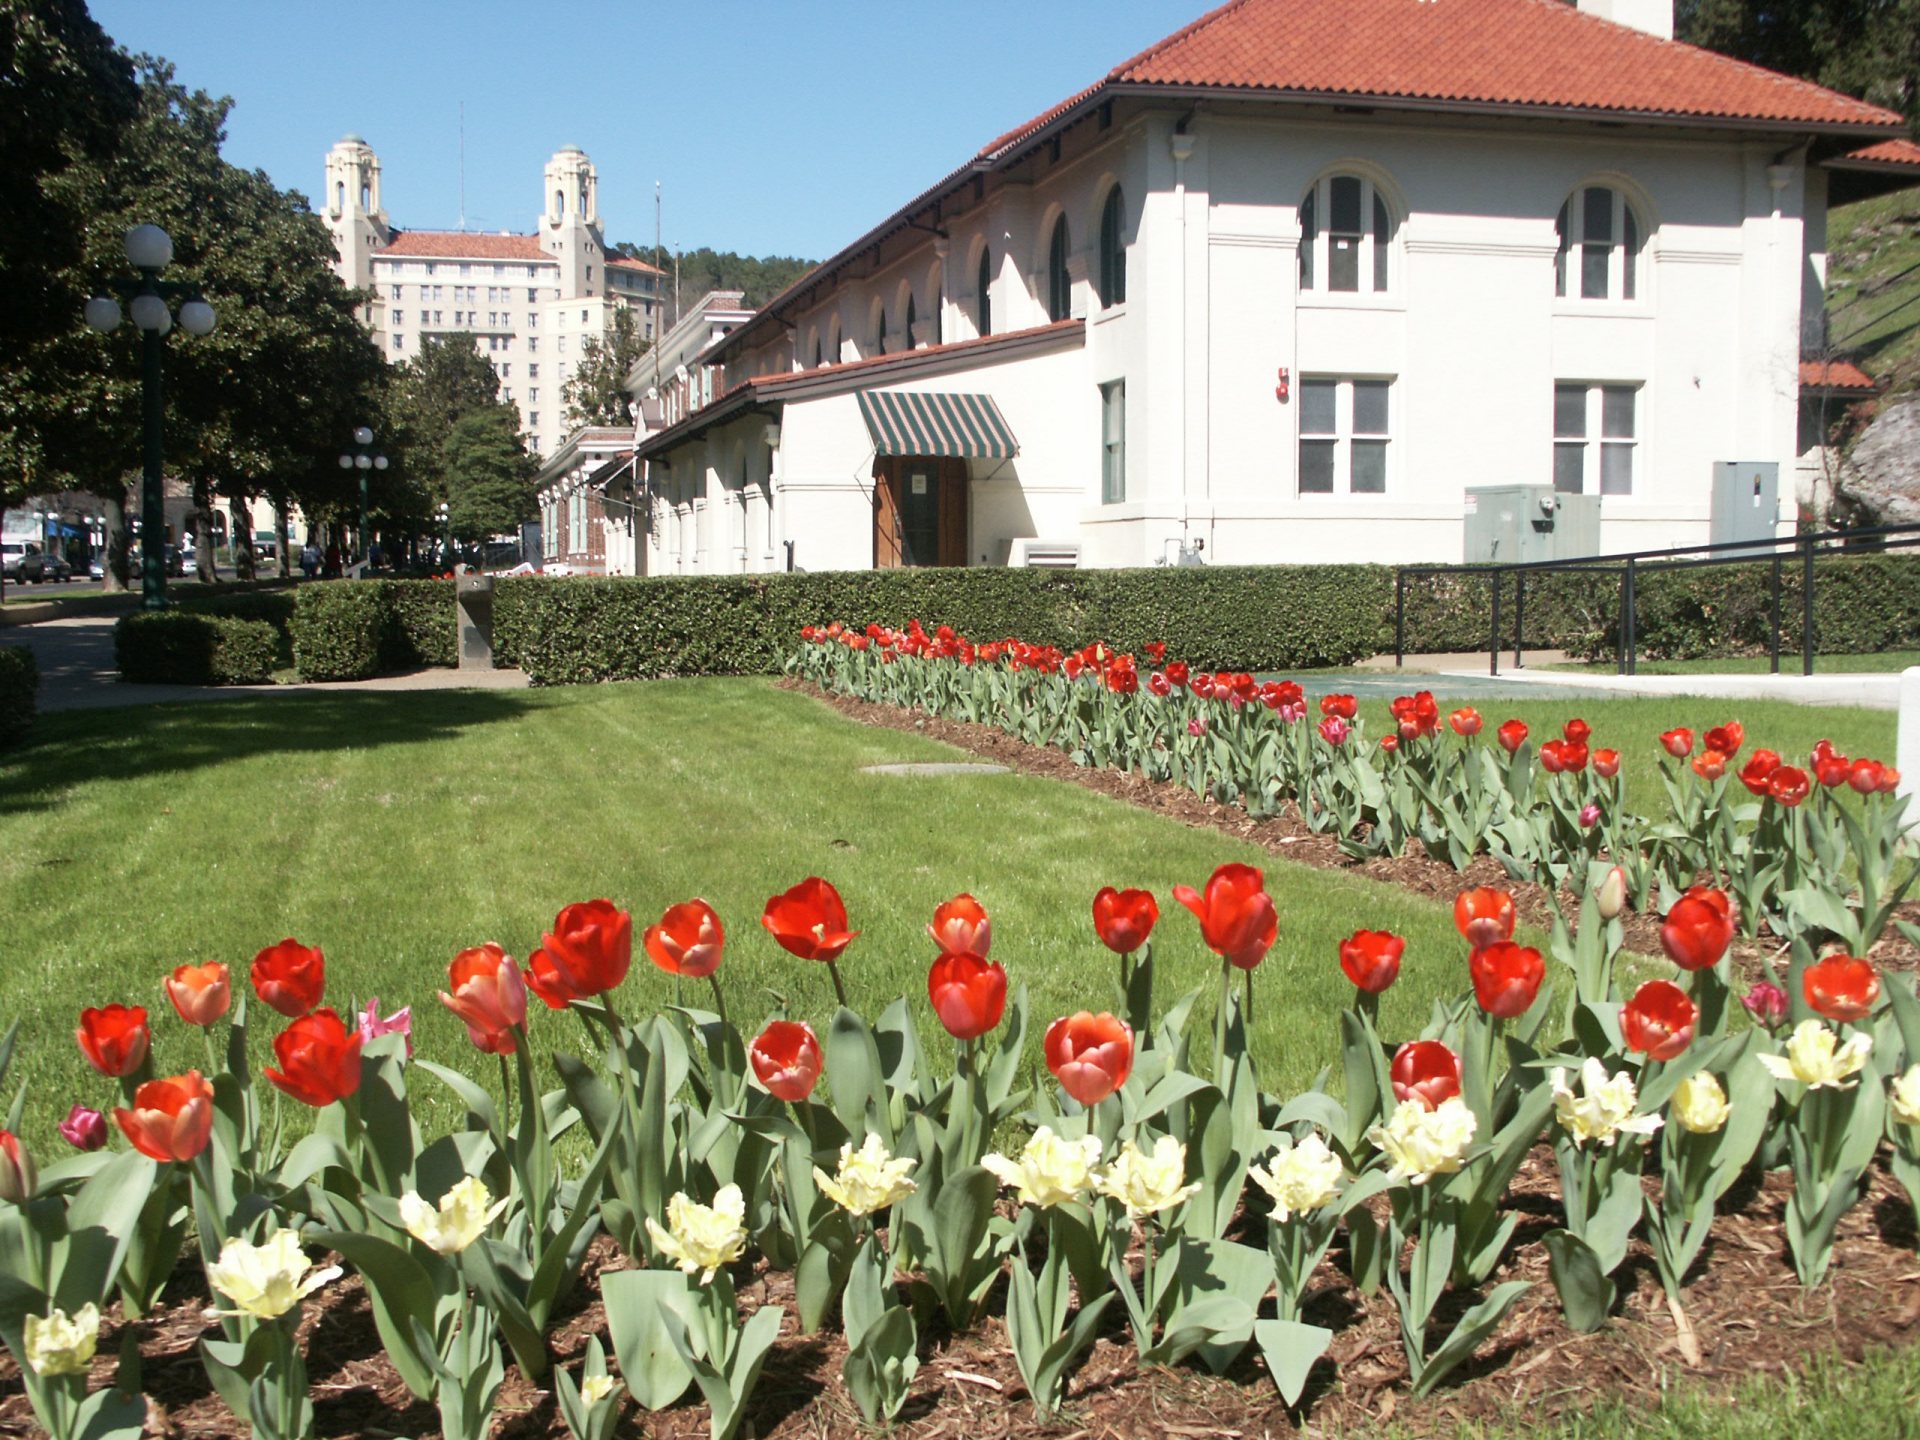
[1453,887,1517,949]
[1563,719,1591,745]
[251,938,326,1018]
[542,900,634,999]
[439,943,528,1054]
[1044,1011,1134,1106]
[1622,980,1696,1061]
[1849,758,1887,794]
[750,1020,823,1101]
[521,947,574,1010]
[166,962,231,1027]
[1803,954,1880,1024]
[1660,886,1734,972]
[644,899,725,979]
[264,1008,363,1108]
[76,1004,150,1078]
[1166,661,1190,688]
[1339,930,1404,994]
[1497,719,1529,753]
[1767,765,1810,806]
[1390,1040,1462,1111]
[1319,693,1357,720]
[1692,749,1728,781]
[1737,749,1781,796]
[1449,708,1483,738]
[1173,863,1277,970]
[1379,734,1400,754]
[1148,671,1171,697]
[1593,748,1621,779]
[1470,942,1545,1019]
[928,894,991,958]
[1660,728,1694,758]
[1702,721,1744,758]
[761,877,859,962]
[113,1071,214,1162]
[1092,886,1159,955]
[928,951,1007,1040]
[1813,752,1851,787]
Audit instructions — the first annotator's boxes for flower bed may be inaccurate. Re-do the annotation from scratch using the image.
[3,845,1920,1438]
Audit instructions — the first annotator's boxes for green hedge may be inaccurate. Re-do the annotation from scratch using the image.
[289,584,391,680]
[114,611,281,685]
[381,580,457,670]
[0,645,37,746]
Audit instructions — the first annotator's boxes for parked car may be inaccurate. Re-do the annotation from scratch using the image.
[2,541,70,583]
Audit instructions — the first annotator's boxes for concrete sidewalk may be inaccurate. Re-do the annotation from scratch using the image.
[1437,664,1905,710]
[6,615,529,713]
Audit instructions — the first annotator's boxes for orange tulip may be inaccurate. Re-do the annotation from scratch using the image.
[439,943,528,1054]
[1803,954,1880,1024]
[644,899,725,979]
[1173,863,1277,970]
[928,894,991,958]
[1691,749,1728,781]
[165,962,231,1027]
[1453,887,1516,949]
[1044,1011,1133,1106]
[114,1070,215,1162]
[76,1004,150,1078]
[749,1020,823,1102]
[251,938,326,1018]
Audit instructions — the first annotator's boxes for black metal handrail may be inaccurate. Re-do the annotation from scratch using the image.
[1393,522,1920,678]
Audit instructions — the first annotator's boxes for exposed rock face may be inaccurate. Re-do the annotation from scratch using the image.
[1841,392,1920,523]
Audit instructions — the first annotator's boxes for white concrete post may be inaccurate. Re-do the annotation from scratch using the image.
[1898,666,1920,820]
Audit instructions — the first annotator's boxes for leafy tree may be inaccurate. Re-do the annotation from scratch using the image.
[442,409,534,542]
[1678,0,1920,124]
[564,305,650,426]
[612,243,816,313]
[388,333,522,515]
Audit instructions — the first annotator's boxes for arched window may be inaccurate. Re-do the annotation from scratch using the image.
[1298,173,1397,294]
[906,294,917,348]
[335,180,345,213]
[813,335,823,367]
[1098,187,1126,307]
[360,181,371,211]
[579,181,590,215]
[976,248,992,336]
[1555,186,1642,301]
[1047,215,1071,322]
[875,307,887,355]
[553,189,564,218]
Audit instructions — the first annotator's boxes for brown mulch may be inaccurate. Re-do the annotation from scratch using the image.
[783,680,1920,976]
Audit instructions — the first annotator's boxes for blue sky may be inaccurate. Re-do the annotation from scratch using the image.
[90,1,1203,261]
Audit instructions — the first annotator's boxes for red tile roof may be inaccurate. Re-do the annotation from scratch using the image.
[379,231,553,261]
[1799,360,1878,393]
[981,0,1901,158]
[608,254,665,274]
[1833,138,1920,170]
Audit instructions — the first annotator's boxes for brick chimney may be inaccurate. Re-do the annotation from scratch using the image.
[1576,0,1672,41]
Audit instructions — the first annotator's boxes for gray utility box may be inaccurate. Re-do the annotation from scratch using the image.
[1709,461,1779,547]
[1463,485,1602,564]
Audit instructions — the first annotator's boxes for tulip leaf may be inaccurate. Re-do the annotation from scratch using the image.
[308,1227,444,1400]
[1543,1228,1613,1332]
[601,1268,694,1411]
[415,1060,502,1136]
[1253,1317,1333,1407]
[1411,1279,1530,1396]
[55,1150,158,1314]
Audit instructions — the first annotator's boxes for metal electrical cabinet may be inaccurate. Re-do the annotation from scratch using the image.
[1462,485,1602,564]
[1709,461,1780,547]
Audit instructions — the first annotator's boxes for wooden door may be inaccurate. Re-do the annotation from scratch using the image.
[938,457,969,567]
[873,459,903,568]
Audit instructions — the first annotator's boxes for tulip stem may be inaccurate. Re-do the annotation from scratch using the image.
[827,959,850,1011]
[1244,968,1255,1031]
[1214,958,1232,1079]
[498,1054,514,1139]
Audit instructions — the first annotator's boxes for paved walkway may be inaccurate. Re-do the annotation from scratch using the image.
[1436,664,1906,711]
[5,615,528,712]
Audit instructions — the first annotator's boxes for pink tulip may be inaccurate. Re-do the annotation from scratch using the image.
[1740,981,1789,1031]
[359,998,414,1056]
[59,1104,108,1152]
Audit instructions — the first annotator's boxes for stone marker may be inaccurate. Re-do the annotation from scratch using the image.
[455,569,495,671]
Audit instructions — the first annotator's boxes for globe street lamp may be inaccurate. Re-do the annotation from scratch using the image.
[437,501,452,568]
[337,425,388,567]
[84,224,217,609]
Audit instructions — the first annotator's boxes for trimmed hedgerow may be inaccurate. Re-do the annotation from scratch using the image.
[380,580,457,670]
[113,611,281,685]
[289,584,390,681]
[0,645,37,745]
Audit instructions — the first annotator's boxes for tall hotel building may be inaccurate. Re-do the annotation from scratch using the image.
[321,136,661,457]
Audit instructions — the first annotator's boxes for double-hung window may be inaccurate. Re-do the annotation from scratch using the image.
[1553,383,1638,494]
[1298,377,1391,494]
[1555,187,1642,301]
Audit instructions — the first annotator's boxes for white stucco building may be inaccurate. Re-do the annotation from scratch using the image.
[322,138,663,459]
[632,0,1914,574]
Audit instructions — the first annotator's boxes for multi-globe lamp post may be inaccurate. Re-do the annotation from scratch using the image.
[337,426,388,567]
[83,224,217,610]
[436,501,452,568]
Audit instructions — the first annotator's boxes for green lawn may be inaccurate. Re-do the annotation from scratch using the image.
[1,679,1496,1143]
[1547,650,1920,676]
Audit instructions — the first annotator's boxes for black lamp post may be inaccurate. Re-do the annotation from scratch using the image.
[84,224,217,610]
[436,501,452,568]
[337,425,388,567]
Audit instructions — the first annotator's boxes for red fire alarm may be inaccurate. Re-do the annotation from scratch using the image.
[1275,367,1290,403]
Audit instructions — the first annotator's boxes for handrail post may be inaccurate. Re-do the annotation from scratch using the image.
[1513,572,1526,670]
[1624,558,1638,677]
[1489,570,1502,677]
[1615,566,1628,675]
[1768,555,1782,675]
[1394,569,1405,669]
[1801,539,1815,677]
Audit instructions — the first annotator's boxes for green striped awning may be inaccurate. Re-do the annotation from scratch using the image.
[857,391,1018,460]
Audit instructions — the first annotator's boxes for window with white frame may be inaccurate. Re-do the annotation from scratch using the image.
[1100,381,1126,504]
[1555,187,1642,301]
[1298,376,1392,494]
[1553,382,1638,495]
[1299,174,1396,294]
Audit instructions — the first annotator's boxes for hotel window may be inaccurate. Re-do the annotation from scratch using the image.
[1298,174,1396,294]
[392,334,404,351]
[1100,381,1126,504]
[1098,187,1126,306]
[1047,215,1071,322]
[531,388,540,403]
[528,313,538,327]
[503,387,513,401]
[529,337,539,353]
[1554,383,1638,494]
[460,263,471,276]
[529,363,539,377]
[433,311,442,324]
[558,335,567,353]
[527,287,537,301]
[420,310,429,324]
[1298,377,1392,494]
[874,307,886,355]
[580,309,588,324]
[390,284,402,301]
[501,364,511,378]
[1556,187,1642,301]
[906,295,917,347]
[976,248,992,336]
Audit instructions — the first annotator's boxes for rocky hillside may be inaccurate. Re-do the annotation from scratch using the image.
[1825,184,1920,521]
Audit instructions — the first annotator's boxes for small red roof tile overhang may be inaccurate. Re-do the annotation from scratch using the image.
[607,255,666,275]
[1799,360,1878,394]
[710,0,1904,370]
[378,231,553,262]
[1823,138,1920,204]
